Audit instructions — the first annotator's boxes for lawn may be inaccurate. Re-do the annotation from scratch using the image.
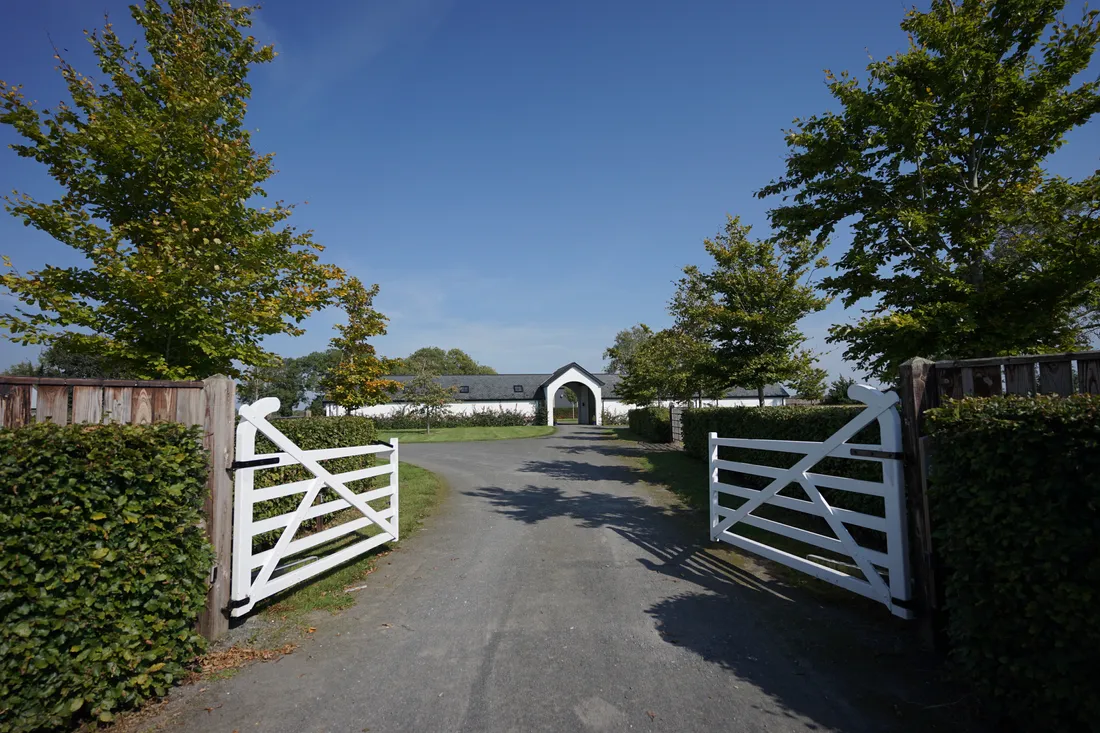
[383,425,556,443]
[606,427,865,574]
[258,461,446,626]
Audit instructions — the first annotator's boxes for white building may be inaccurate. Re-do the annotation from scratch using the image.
[325,362,789,426]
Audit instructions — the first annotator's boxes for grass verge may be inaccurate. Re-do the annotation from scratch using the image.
[384,425,556,443]
[256,461,445,628]
[607,427,868,582]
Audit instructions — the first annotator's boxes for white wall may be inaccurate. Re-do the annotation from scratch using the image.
[602,396,786,415]
[327,400,538,418]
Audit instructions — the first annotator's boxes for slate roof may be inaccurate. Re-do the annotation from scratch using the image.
[375,366,788,402]
[382,373,550,401]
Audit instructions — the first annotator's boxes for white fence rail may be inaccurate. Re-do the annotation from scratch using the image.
[230,398,399,616]
[708,385,912,618]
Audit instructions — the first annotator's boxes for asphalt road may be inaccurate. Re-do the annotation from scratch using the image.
[164,426,915,733]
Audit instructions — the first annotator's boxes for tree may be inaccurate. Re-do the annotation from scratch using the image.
[391,347,496,375]
[239,358,305,416]
[616,328,724,406]
[562,386,577,420]
[759,0,1100,379]
[321,278,402,413]
[603,324,653,374]
[2,360,38,377]
[1,334,134,378]
[824,376,859,405]
[787,365,828,402]
[294,348,341,412]
[672,216,830,405]
[0,1,351,379]
[402,368,456,433]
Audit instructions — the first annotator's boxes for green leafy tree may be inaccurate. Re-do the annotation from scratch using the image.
[562,386,577,420]
[759,0,1100,379]
[616,329,724,406]
[787,365,828,402]
[823,375,859,405]
[391,347,496,375]
[603,324,654,374]
[293,348,341,412]
[2,359,38,377]
[1,334,134,378]
[321,278,401,412]
[402,368,456,433]
[0,0,350,379]
[672,216,830,405]
[239,358,305,416]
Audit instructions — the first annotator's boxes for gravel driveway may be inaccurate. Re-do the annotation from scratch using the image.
[157,425,952,733]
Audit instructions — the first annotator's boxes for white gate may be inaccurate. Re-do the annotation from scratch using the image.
[708,385,912,618]
[230,397,399,616]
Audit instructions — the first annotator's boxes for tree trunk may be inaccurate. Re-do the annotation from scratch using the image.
[758,384,765,407]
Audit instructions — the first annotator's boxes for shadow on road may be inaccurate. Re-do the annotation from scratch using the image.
[466,472,974,731]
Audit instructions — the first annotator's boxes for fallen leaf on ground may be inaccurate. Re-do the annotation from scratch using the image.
[196,644,297,677]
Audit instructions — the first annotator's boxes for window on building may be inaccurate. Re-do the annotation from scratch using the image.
[459,386,470,394]
[513,385,524,393]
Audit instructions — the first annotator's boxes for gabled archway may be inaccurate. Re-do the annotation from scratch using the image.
[542,363,603,426]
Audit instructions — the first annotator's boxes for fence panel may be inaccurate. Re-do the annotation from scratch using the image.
[104,386,132,423]
[36,385,68,424]
[1081,357,1100,395]
[72,386,103,423]
[1004,363,1035,395]
[1039,360,1073,395]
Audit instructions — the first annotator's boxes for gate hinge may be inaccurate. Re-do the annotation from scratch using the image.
[230,456,281,470]
[226,596,251,610]
[372,440,394,448]
[849,448,903,460]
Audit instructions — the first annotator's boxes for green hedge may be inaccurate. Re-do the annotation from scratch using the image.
[628,406,671,442]
[926,395,1100,729]
[0,422,211,733]
[369,406,532,430]
[681,405,884,543]
[253,416,378,550]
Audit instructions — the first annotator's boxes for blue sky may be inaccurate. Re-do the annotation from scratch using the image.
[2,1,1098,379]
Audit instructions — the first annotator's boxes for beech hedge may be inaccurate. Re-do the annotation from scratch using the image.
[926,395,1100,729]
[252,416,378,549]
[0,422,211,733]
[628,406,671,443]
[681,405,884,538]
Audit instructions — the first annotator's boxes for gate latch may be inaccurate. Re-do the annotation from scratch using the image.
[230,456,281,470]
[849,448,902,460]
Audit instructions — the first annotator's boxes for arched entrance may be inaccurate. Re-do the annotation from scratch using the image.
[542,363,603,427]
[554,381,597,425]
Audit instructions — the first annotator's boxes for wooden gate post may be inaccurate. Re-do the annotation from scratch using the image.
[898,357,940,647]
[199,375,235,641]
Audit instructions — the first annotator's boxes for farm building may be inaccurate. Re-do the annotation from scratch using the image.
[325,362,789,426]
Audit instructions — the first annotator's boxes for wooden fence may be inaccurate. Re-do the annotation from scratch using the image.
[898,349,1100,645]
[0,375,235,641]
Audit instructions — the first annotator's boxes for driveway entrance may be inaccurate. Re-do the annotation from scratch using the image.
[158,425,961,733]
